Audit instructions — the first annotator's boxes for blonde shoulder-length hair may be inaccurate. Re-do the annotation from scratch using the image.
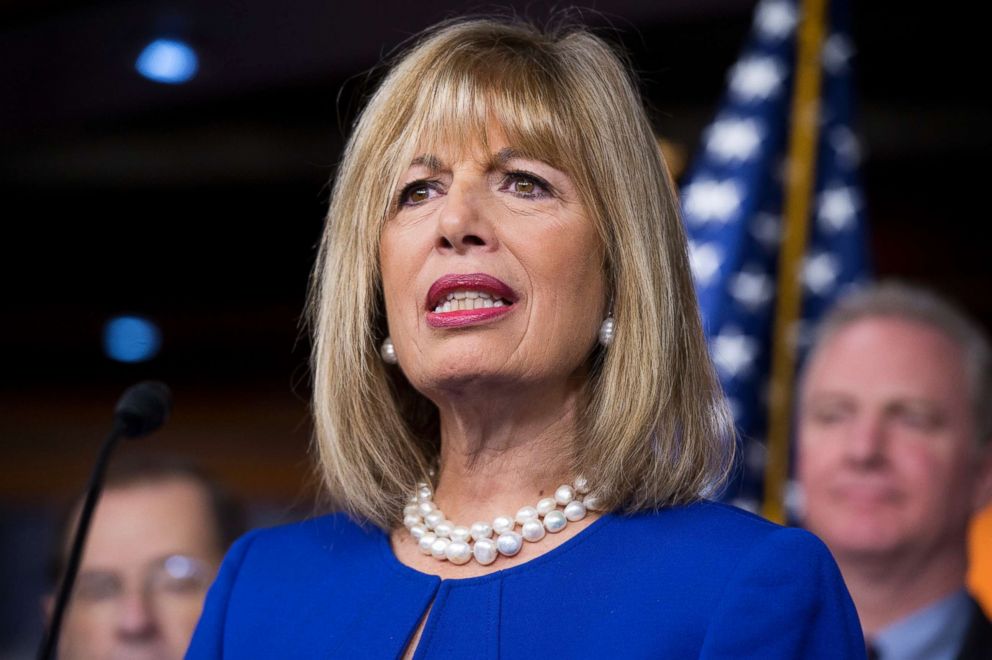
[308,16,735,529]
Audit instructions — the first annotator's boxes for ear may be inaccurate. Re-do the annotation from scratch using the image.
[971,442,992,513]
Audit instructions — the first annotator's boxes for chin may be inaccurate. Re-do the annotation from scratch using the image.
[421,366,515,392]
[814,513,909,558]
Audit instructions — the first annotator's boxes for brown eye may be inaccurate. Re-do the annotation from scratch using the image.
[397,180,437,207]
[514,179,534,194]
[407,186,429,204]
[501,171,551,198]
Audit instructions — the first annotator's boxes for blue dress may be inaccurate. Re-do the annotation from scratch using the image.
[187,501,865,658]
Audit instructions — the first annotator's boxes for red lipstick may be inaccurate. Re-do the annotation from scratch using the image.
[426,273,518,329]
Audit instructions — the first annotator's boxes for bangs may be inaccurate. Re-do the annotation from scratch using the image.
[385,35,581,185]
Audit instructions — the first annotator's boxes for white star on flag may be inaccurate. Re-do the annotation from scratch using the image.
[829,126,862,168]
[817,184,860,232]
[750,212,782,250]
[706,118,763,162]
[729,56,785,102]
[802,252,840,295]
[822,33,854,75]
[689,241,723,286]
[683,179,742,225]
[712,327,760,379]
[754,0,798,41]
[730,269,774,311]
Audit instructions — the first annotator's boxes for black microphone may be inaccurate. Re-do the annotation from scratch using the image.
[38,381,172,660]
[114,381,172,437]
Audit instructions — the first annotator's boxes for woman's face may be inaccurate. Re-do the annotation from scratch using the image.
[379,124,607,401]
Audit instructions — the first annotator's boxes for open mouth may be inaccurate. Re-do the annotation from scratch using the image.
[425,273,518,328]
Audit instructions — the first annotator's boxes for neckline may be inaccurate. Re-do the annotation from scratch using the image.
[376,511,617,586]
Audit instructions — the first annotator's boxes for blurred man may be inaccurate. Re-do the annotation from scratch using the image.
[46,454,244,659]
[798,282,992,659]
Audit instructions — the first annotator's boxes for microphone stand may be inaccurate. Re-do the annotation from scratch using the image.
[37,420,127,660]
[37,380,170,660]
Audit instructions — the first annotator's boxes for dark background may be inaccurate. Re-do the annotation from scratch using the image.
[1,0,989,653]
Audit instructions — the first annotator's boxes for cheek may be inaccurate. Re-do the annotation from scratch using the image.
[894,443,962,495]
[524,225,604,310]
[162,603,207,639]
[62,607,107,645]
[797,429,841,481]
[380,227,430,329]
[526,251,603,356]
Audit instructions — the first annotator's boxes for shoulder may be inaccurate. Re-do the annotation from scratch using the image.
[215,511,392,589]
[603,501,845,598]
[614,500,833,564]
[601,502,865,658]
[565,501,850,613]
[616,501,849,605]
[232,511,376,560]
[187,512,389,657]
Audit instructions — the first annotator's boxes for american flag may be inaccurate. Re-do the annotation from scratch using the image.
[679,0,870,516]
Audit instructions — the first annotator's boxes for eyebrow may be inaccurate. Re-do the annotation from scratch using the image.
[409,154,443,171]
[492,147,524,166]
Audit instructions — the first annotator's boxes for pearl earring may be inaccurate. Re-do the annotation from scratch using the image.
[380,337,398,364]
[598,316,615,347]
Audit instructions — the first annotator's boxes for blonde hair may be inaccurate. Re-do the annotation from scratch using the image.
[308,17,735,528]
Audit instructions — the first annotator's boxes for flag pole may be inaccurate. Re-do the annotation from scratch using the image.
[762,0,829,523]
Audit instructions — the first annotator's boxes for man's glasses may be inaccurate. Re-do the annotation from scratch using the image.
[73,554,216,605]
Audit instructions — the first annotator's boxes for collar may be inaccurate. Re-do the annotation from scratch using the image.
[872,588,972,660]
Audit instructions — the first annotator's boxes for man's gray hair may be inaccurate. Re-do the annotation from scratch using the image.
[808,280,992,444]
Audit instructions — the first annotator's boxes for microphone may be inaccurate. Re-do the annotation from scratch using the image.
[38,381,173,660]
[114,381,172,437]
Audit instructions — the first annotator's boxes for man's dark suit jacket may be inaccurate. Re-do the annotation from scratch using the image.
[957,597,992,660]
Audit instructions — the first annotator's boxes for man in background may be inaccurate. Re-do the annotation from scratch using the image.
[46,454,244,659]
[797,282,992,659]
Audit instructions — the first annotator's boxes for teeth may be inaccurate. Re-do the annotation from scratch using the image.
[432,290,510,313]
[443,290,491,302]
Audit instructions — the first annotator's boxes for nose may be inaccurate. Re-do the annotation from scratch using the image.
[435,181,497,254]
[843,414,888,469]
[115,591,158,639]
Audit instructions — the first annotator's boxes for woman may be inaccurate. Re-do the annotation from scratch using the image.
[188,17,865,658]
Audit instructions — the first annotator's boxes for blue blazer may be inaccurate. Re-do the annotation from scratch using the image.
[187,501,865,658]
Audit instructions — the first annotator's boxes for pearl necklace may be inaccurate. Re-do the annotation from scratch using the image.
[403,476,603,566]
